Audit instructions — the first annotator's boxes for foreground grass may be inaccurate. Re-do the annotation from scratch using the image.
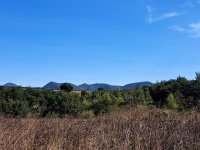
[0,107,200,150]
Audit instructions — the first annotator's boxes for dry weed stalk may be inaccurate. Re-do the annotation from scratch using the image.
[0,107,200,150]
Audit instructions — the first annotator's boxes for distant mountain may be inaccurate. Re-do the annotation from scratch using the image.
[3,83,18,87]
[43,82,61,90]
[121,82,152,89]
[78,83,120,91]
[43,82,78,90]
[43,81,152,91]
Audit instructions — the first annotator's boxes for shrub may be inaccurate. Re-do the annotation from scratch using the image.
[166,94,178,110]
[79,110,95,118]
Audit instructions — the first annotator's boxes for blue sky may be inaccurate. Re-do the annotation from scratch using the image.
[0,0,200,87]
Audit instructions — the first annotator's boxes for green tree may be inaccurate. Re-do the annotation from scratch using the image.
[97,87,105,91]
[60,83,73,92]
[166,93,178,110]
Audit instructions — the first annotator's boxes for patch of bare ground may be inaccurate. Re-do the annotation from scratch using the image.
[0,106,200,150]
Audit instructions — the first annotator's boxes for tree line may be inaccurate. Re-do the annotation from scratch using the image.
[0,73,200,117]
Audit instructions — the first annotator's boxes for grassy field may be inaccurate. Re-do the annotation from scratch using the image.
[0,106,200,150]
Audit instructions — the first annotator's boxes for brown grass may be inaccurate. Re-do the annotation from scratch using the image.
[0,106,200,150]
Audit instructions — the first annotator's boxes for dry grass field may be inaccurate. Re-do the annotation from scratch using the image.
[0,106,200,150]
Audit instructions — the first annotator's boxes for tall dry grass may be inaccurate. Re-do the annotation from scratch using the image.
[0,106,200,150]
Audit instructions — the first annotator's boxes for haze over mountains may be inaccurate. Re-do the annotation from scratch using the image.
[1,81,152,90]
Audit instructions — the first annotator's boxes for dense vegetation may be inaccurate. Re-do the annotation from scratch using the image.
[0,73,200,117]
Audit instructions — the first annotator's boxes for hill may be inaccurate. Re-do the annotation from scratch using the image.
[43,81,152,90]
[43,81,78,90]
[2,83,18,87]
[121,82,152,89]
[43,82,61,90]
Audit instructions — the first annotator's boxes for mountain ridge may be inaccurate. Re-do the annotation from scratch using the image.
[0,81,153,90]
[43,81,152,90]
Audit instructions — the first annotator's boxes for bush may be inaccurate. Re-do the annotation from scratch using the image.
[79,110,95,118]
[166,94,178,110]
[1,72,200,118]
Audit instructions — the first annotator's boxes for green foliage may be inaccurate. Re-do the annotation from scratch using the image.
[97,87,105,91]
[0,87,126,117]
[60,83,73,92]
[79,110,95,118]
[166,94,178,110]
[123,87,152,106]
[91,92,113,115]
[195,72,200,81]
[0,99,29,117]
[143,87,153,105]
[149,73,200,110]
[1,72,200,117]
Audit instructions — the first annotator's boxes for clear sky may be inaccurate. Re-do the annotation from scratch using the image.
[0,0,200,87]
